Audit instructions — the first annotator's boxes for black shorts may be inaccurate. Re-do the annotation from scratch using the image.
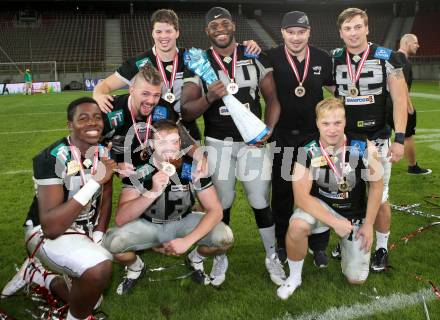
[405,110,416,138]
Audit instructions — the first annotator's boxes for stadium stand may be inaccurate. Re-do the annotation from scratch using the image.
[411,10,440,56]
[0,13,104,70]
[257,7,393,52]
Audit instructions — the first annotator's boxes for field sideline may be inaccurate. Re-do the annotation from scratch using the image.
[0,81,439,319]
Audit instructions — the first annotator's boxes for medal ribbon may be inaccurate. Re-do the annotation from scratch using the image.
[284,45,310,86]
[318,138,347,184]
[129,100,152,150]
[211,44,237,83]
[67,137,99,186]
[346,45,370,86]
[155,47,179,93]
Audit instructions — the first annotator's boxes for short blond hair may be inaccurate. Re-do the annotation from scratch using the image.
[337,8,368,29]
[315,97,345,120]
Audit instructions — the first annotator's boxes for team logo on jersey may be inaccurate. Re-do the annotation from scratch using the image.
[219,106,230,116]
[350,140,367,157]
[50,143,70,162]
[318,188,348,200]
[181,162,192,181]
[357,120,376,128]
[244,51,259,59]
[312,66,322,75]
[135,57,151,69]
[152,106,168,122]
[237,59,252,67]
[345,95,375,105]
[304,140,321,159]
[171,185,190,192]
[107,110,124,129]
[332,48,343,58]
[374,47,392,61]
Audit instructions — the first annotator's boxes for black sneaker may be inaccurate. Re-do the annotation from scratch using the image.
[408,164,432,175]
[116,263,146,295]
[371,248,389,272]
[331,243,342,260]
[312,250,329,268]
[185,255,210,285]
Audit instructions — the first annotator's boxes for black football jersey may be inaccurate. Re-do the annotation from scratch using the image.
[265,45,334,133]
[25,137,105,232]
[298,134,369,219]
[101,94,176,164]
[183,44,272,141]
[332,43,403,139]
[122,155,212,222]
[115,47,200,140]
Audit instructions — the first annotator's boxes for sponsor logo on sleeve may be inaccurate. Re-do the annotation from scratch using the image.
[135,57,151,69]
[152,106,168,122]
[374,47,392,61]
[107,110,124,129]
[350,139,367,156]
[181,162,192,181]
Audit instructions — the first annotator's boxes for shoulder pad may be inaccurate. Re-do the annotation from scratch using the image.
[332,48,344,58]
[50,143,70,162]
[152,105,169,122]
[304,140,321,159]
[373,47,392,61]
[180,161,192,181]
[349,139,367,157]
[135,57,152,69]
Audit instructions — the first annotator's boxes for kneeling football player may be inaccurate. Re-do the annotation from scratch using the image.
[103,120,234,295]
[277,97,383,300]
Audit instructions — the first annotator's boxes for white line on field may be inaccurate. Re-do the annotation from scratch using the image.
[0,169,32,175]
[417,109,440,113]
[275,288,436,320]
[411,92,440,100]
[0,128,66,135]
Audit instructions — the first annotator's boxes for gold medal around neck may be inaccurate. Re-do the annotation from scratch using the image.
[295,85,306,97]
[140,149,149,161]
[348,85,359,97]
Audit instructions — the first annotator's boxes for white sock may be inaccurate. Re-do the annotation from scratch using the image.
[375,231,390,250]
[66,311,82,320]
[286,259,304,284]
[258,225,276,258]
[189,247,207,262]
[126,255,144,279]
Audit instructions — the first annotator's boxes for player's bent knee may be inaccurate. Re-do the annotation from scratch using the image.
[288,219,310,238]
[82,260,112,287]
[102,229,131,254]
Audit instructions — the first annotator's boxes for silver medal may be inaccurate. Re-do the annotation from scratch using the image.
[226,82,239,95]
[164,91,176,104]
[348,85,359,97]
[161,162,176,177]
[295,85,306,97]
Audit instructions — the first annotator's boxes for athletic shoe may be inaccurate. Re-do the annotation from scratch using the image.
[308,249,328,268]
[408,164,432,175]
[371,248,389,272]
[1,257,45,298]
[185,251,210,285]
[331,243,342,260]
[276,278,301,300]
[210,254,228,286]
[116,261,145,295]
[265,253,286,286]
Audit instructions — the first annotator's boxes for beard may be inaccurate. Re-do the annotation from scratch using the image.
[210,33,234,49]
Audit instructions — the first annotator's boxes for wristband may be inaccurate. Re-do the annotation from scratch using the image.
[394,132,405,145]
[73,179,100,206]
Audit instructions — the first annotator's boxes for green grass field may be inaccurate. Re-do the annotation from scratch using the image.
[0,82,439,319]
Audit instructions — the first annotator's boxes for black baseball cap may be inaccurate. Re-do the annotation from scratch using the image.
[205,7,232,25]
[281,11,310,29]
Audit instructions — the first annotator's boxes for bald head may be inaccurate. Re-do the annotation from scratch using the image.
[399,34,419,56]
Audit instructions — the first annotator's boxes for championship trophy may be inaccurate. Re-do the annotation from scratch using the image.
[184,48,269,145]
